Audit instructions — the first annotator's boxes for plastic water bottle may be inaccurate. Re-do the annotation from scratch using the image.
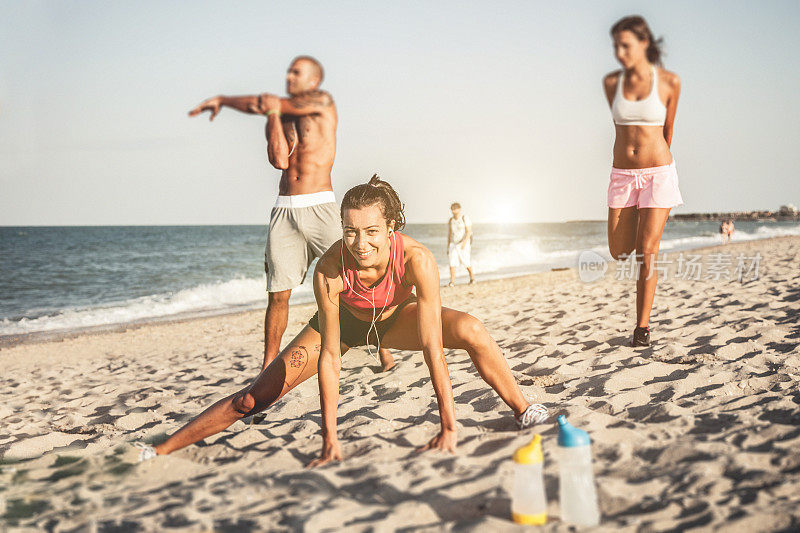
[557,415,600,526]
[511,434,547,525]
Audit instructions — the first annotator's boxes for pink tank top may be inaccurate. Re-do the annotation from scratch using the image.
[340,232,414,312]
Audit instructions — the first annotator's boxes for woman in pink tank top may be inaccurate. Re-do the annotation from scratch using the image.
[147,175,549,466]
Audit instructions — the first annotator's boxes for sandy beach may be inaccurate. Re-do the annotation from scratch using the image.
[1,236,799,531]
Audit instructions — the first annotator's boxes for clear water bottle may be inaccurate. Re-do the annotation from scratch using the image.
[557,415,600,526]
[511,434,547,525]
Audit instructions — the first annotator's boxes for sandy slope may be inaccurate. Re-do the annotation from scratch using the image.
[1,237,799,531]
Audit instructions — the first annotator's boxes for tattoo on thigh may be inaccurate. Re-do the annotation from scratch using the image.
[285,345,309,389]
[289,348,305,368]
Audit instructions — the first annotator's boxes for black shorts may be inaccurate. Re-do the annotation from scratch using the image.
[308,296,416,348]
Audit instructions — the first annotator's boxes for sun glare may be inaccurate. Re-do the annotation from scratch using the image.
[491,201,518,224]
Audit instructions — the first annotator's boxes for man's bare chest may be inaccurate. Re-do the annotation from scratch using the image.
[283,116,335,147]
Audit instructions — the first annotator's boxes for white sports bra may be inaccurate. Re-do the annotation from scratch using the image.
[611,66,666,127]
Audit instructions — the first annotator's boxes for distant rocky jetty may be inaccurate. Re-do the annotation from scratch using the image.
[672,205,799,222]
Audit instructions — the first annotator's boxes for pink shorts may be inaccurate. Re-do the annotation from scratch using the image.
[607,161,684,209]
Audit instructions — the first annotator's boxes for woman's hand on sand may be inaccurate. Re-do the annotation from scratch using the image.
[188,97,222,121]
[306,439,343,468]
[417,429,457,454]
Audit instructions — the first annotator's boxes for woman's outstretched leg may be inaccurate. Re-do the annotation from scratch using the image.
[381,305,529,417]
[440,309,529,416]
[154,325,325,455]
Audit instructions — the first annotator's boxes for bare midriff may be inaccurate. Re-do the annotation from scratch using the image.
[613,125,672,169]
[277,113,337,196]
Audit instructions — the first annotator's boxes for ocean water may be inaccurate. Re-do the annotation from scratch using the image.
[2,219,798,337]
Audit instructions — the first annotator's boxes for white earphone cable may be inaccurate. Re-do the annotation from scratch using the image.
[341,231,395,364]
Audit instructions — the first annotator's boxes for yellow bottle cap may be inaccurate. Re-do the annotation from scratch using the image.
[512,511,547,525]
[513,434,543,464]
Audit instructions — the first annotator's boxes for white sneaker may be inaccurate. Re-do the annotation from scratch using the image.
[515,404,549,429]
[133,442,158,462]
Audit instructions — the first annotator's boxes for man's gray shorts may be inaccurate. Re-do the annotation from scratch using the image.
[265,191,341,292]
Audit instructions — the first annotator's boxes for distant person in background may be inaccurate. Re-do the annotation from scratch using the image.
[447,202,475,287]
[604,16,683,348]
[719,220,729,243]
[719,219,734,244]
[188,56,393,371]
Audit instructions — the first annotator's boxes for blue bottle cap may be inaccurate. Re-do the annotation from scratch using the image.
[557,415,591,447]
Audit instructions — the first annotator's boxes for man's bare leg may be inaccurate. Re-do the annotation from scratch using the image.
[467,266,475,284]
[155,326,325,456]
[449,266,456,287]
[264,290,291,370]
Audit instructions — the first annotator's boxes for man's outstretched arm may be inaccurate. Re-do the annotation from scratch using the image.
[188,95,265,121]
[188,94,290,169]
[261,91,334,117]
[188,89,334,121]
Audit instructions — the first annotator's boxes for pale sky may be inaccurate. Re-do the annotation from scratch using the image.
[2,0,799,225]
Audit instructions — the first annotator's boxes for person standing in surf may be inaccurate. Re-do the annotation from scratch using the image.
[137,175,548,465]
[603,16,683,347]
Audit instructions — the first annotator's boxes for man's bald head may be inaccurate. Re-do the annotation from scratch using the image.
[291,55,324,86]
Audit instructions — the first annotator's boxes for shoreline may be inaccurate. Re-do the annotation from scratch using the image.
[672,211,799,222]
[2,235,792,351]
[3,221,797,346]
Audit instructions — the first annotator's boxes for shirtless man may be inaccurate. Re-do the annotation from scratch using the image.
[189,56,393,371]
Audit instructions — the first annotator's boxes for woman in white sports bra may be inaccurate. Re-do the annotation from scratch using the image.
[603,15,683,348]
